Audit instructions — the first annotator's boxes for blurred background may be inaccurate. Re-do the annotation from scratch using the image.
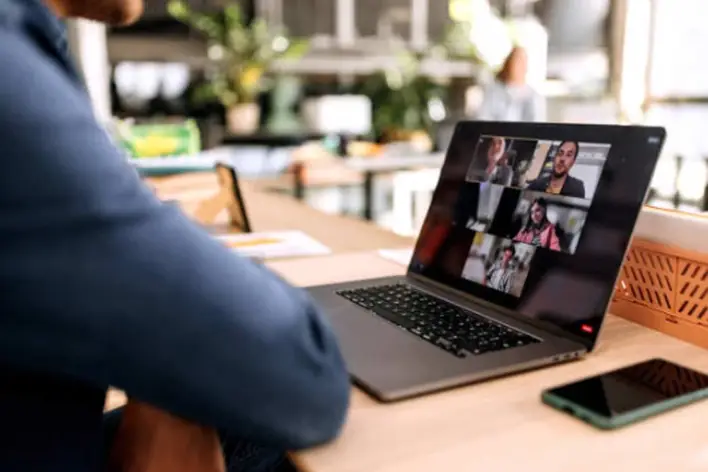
[67,0,708,236]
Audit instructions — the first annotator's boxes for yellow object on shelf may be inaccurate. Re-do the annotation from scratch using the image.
[116,119,201,158]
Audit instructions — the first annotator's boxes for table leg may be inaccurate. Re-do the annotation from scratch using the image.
[703,157,708,212]
[363,171,375,221]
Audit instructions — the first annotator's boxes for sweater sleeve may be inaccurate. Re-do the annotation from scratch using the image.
[0,29,349,450]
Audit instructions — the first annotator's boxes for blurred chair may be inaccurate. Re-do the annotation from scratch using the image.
[389,168,441,236]
[434,119,458,153]
[194,164,252,232]
[108,401,224,472]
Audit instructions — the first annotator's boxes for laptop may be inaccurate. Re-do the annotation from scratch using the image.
[308,121,666,402]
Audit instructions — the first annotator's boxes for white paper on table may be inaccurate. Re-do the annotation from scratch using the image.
[215,231,331,260]
[378,248,414,267]
[128,155,216,170]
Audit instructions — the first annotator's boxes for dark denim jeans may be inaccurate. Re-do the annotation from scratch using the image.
[104,408,293,472]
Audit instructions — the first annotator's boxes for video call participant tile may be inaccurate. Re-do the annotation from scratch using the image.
[450,181,506,232]
[465,135,539,187]
[504,191,591,254]
[524,140,611,201]
[460,233,536,297]
[464,183,505,232]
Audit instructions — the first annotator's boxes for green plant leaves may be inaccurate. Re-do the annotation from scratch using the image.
[281,38,309,59]
[166,0,188,20]
[167,0,309,105]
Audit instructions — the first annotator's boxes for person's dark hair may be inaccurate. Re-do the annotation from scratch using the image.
[532,197,548,211]
[557,140,580,159]
[523,197,549,230]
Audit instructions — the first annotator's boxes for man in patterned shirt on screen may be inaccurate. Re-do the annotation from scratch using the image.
[485,245,516,294]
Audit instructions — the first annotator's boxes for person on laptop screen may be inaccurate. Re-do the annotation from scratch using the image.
[466,136,509,183]
[485,245,516,293]
[0,1,349,471]
[513,198,562,251]
[526,140,586,198]
[488,149,515,186]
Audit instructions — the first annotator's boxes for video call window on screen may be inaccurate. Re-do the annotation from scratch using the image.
[461,233,536,297]
[437,134,614,299]
[465,135,611,202]
[508,190,590,254]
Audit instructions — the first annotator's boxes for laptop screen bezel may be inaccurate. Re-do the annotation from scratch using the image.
[406,121,666,351]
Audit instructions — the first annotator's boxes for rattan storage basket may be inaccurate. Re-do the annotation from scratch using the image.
[610,208,708,349]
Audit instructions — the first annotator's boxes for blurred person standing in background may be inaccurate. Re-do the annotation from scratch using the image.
[476,46,546,122]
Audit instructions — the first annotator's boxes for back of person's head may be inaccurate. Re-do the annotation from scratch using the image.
[45,0,144,25]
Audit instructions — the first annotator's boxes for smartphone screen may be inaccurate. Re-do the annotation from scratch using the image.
[545,358,708,419]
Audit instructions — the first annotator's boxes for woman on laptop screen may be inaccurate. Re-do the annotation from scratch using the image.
[512,197,561,251]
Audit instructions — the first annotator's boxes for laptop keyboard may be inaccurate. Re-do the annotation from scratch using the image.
[337,283,539,358]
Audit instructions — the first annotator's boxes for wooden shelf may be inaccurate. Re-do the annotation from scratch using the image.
[106,35,477,78]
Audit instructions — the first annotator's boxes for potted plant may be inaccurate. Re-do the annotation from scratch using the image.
[356,47,449,150]
[168,0,309,135]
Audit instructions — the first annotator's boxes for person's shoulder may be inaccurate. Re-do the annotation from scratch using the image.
[481,78,507,95]
[0,3,41,67]
[568,175,586,190]
[0,0,35,33]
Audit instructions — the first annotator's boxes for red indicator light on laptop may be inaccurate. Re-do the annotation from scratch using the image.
[581,324,594,334]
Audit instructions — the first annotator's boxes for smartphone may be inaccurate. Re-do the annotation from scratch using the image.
[542,358,708,430]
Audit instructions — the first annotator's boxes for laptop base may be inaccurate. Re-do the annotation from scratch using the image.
[309,275,586,402]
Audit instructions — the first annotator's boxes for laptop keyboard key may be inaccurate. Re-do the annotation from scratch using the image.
[371,305,416,330]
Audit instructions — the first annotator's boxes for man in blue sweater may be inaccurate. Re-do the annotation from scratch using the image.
[0,1,350,471]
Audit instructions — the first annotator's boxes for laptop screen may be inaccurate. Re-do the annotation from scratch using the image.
[409,122,665,349]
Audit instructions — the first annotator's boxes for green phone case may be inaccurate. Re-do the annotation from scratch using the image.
[542,385,708,430]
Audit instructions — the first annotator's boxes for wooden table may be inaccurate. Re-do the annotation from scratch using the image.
[149,173,413,253]
[266,252,708,472]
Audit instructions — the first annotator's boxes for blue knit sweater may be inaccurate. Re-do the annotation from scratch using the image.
[0,2,349,470]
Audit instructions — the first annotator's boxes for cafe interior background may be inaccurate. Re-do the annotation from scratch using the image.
[67,0,708,237]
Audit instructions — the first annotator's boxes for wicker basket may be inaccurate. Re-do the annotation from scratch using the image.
[610,208,708,349]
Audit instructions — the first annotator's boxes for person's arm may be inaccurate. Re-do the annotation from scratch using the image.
[0,31,349,450]
[485,262,498,285]
[501,167,513,187]
[475,82,500,121]
[576,179,586,199]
